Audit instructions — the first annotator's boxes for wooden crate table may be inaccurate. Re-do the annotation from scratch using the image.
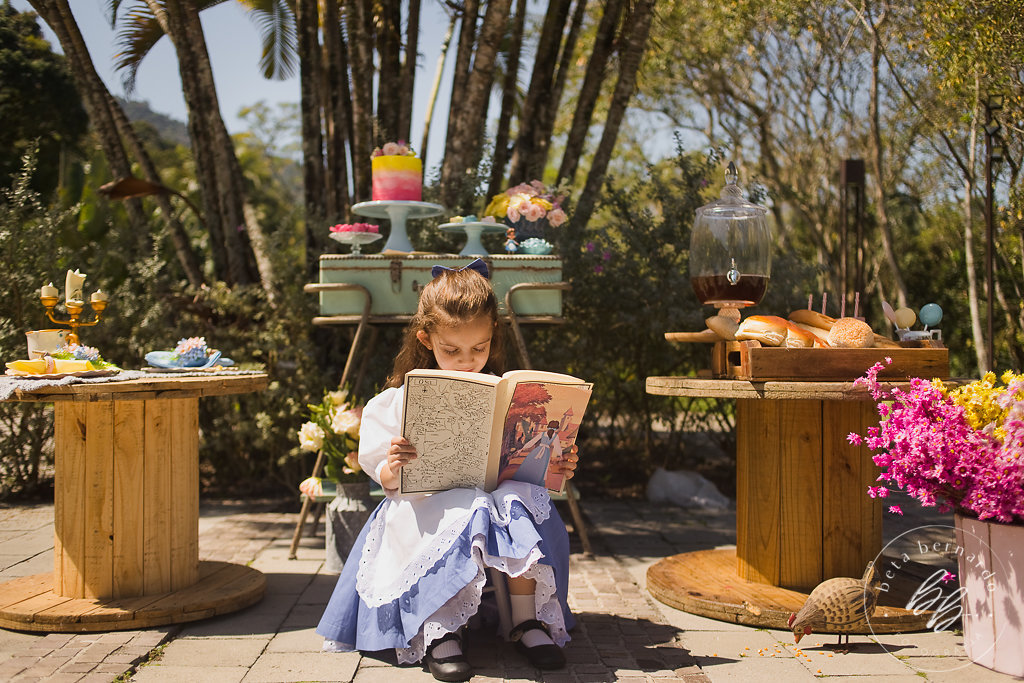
[0,373,268,632]
[643,376,934,632]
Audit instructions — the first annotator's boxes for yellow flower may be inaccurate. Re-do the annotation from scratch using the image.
[533,197,553,211]
[484,194,510,218]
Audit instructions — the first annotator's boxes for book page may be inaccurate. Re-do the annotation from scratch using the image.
[492,374,593,493]
[400,370,499,494]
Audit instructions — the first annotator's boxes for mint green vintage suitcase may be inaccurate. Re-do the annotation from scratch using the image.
[317,254,564,316]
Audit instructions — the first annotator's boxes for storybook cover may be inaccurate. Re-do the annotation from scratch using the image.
[400,369,593,494]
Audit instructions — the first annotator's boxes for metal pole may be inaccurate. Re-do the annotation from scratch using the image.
[985,108,995,372]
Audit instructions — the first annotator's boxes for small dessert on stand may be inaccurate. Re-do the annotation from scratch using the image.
[355,141,443,253]
[438,215,507,256]
[329,222,383,255]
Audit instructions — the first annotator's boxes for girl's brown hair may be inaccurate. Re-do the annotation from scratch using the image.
[386,267,505,387]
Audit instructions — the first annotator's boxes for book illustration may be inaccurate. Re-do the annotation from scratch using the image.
[401,374,495,492]
[497,382,591,492]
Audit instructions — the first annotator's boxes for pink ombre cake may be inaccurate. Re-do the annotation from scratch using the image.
[371,155,422,201]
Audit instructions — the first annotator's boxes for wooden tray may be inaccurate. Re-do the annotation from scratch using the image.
[711,340,949,381]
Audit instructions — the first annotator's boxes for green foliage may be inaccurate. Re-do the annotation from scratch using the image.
[0,4,88,195]
[0,150,77,497]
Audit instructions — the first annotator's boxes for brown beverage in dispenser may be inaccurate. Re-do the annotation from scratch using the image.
[689,162,772,317]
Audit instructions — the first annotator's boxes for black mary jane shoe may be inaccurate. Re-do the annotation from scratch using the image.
[424,631,473,682]
[509,618,566,670]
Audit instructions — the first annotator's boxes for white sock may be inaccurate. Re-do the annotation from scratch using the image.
[430,636,463,659]
[510,594,554,648]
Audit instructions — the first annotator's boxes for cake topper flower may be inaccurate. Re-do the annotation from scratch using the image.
[484,179,569,226]
[371,141,416,158]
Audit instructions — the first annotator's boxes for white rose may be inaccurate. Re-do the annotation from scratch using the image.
[331,408,361,438]
[298,422,324,452]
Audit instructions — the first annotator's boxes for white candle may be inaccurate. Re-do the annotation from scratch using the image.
[91,290,108,303]
[41,282,58,298]
[65,269,86,303]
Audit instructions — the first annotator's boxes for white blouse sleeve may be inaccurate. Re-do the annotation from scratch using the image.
[358,386,405,488]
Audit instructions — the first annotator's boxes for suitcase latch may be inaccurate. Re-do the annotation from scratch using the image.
[389,260,402,293]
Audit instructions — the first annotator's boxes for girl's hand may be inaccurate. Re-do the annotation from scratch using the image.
[382,437,418,489]
[552,444,580,480]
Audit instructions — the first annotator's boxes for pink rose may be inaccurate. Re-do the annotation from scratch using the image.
[547,207,568,227]
[507,183,535,197]
[522,201,546,222]
[382,142,402,156]
[507,205,521,222]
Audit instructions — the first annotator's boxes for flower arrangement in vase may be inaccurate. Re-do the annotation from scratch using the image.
[484,180,569,253]
[297,389,365,497]
[849,360,1023,523]
[850,359,1024,676]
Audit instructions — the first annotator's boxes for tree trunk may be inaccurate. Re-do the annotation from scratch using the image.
[346,0,374,201]
[864,10,908,309]
[296,0,327,243]
[507,0,573,184]
[442,0,480,168]
[398,0,421,146]
[573,0,656,232]
[488,0,528,198]
[33,0,204,289]
[377,0,402,142]
[557,0,624,186]
[440,0,511,211]
[323,0,351,224]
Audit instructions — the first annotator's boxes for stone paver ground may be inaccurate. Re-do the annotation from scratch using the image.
[1,492,1019,682]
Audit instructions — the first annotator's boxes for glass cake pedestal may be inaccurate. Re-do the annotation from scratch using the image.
[352,200,444,253]
[329,231,382,256]
[439,221,507,256]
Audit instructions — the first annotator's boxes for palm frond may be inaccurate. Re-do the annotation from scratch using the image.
[240,0,298,80]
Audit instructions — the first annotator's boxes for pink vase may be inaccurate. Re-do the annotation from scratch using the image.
[954,512,1024,677]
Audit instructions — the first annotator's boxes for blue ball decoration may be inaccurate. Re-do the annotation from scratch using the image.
[919,303,943,327]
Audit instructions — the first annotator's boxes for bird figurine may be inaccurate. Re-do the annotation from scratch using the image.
[788,562,881,650]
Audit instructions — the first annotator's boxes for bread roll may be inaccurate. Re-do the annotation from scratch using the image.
[827,317,874,348]
[789,309,837,331]
[706,315,739,340]
[783,322,816,348]
[735,315,790,347]
[789,321,831,347]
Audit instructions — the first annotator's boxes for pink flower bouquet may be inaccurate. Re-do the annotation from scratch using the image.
[484,180,569,226]
[849,359,1024,523]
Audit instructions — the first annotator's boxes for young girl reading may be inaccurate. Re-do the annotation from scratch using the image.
[317,259,579,682]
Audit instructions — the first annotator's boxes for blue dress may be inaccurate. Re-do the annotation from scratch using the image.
[316,387,575,664]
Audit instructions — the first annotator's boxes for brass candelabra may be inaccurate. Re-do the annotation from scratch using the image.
[39,290,108,346]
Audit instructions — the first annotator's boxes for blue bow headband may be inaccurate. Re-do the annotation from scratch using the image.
[431,258,490,280]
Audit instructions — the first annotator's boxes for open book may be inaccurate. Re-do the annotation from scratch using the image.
[400,368,593,494]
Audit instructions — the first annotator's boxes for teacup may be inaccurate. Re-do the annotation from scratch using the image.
[26,329,68,358]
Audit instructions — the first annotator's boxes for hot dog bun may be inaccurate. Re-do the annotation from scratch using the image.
[827,317,874,348]
[789,321,831,346]
[783,322,816,348]
[789,309,837,331]
[735,315,790,347]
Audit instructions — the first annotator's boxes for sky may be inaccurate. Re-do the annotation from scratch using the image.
[13,0,457,168]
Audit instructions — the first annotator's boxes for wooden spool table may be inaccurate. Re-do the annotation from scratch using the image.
[0,373,269,632]
[644,376,933,632]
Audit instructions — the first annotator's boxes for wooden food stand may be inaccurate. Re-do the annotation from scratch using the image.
[0,373,268,632]
[645,344,949,631]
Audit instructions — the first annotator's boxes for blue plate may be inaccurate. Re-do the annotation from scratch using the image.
[144,350,233,369]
